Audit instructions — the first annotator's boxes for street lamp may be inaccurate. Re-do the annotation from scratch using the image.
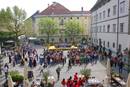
[128,0,130,73]
[128,47,130,73]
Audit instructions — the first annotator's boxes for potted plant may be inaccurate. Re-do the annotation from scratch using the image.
[10,71,24,85]
[80,68,91,81]
[42,71,50,86]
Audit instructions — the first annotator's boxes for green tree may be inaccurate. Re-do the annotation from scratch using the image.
[64,19,84,44]
[0,6,26,46]
[24,18,35,36]
[38,17,58,44]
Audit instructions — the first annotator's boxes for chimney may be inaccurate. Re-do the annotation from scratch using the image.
[81,7,83,12]
[48,4,50,7]
[53,2,57,4]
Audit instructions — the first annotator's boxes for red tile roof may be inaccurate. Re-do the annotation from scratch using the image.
[39,2,71,15]
[38,2,90,15]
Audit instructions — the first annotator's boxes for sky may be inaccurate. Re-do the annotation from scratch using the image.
[0,0,97,17]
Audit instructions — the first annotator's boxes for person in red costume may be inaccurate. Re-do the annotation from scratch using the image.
[74,73,78,81]
[77,78,84,86]
[73,81,80,87]
[61,78,66,87]
[66,76,73,87]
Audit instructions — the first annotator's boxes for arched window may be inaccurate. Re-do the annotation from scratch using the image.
[107,42,109,47]
[113,42,115,48]
[119,44,122,51]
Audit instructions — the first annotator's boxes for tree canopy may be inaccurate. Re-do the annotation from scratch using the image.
[0,6,26,45]
[64,19,84,43]
[38,17,58,44]
[24,18,35,36]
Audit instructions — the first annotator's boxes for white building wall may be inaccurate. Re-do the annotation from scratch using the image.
[91,0,130,53]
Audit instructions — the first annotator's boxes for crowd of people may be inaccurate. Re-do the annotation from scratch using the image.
[1,43,127,87]
[2,43,125,75]
[67,47,99,69]
[39,50,66,67]
[2,44,39,68]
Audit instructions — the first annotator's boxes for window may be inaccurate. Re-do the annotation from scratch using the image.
[119,44,122,51]
[51,17,54,20]
[103,25,105,32]
[99,13,102,20]
[120,23,124,32]
[107,42,109,47]
[94,27,96,33]
[113,24,116,32]
[99,39,102,46]
[59,19,64,25]
[108,8,110,17]
[100,26,102,32]
[120,1,125,13]
[107,0,110,2]
[113,5,117,15]
[103,11,105,18]
[96,14,98,21]
[92,27,94,33]
[97,26,98,32]
[97,39,98,43]
[113,42,115,48]
[94,39,97,42]
[77,17,79,19]
[103,41,105,46]
[94,15,96,21]
[107,25,110,32]
[91,27,93,33]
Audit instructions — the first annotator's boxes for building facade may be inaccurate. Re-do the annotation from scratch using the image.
[32,2,91,43]
[91,0,130,54]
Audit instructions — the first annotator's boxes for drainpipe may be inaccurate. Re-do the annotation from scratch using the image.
[128,0,130,73]
[116,0,120,55]
[95,10,98,47]
[129,0,130,34]
[90,14,93,45]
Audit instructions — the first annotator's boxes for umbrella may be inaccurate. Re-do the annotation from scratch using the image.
[88,78,101,85]
[48,46,56,50]
[48,76,55,85]
[78,74,84,79]
[71,45,78,49]
[8,75,14,87]
[126,73,130,87]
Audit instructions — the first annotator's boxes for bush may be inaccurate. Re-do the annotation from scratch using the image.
[10,71,19,76]
[42,71,50,84]
[11,74,24,82]
[80,68,91,77]
[9,71,24,82]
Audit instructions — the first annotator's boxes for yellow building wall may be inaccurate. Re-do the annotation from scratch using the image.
[35,15,91,38]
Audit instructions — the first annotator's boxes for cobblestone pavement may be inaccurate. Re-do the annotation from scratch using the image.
[1,45,108,87]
